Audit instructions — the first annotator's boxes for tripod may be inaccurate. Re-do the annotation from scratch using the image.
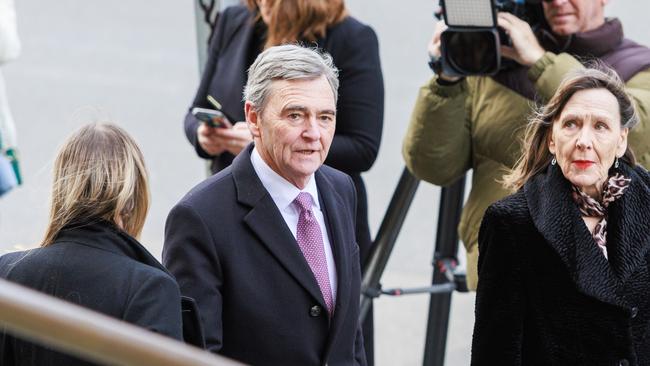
[360,167,468,366]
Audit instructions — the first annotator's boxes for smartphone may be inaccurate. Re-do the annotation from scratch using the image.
[191,107,231,128]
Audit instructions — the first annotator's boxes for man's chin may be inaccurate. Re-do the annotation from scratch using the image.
[549,22,576,37]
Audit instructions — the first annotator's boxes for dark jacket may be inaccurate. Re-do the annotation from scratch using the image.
[472,163,650,366]
[0,221,184,366]
[163,145,366,366]
[184,5,384,265]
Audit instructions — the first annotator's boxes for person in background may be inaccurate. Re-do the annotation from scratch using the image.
[403,0,650,290]
[184,0,383,361]
[0,0,22,197]
[165,45,366,366]
[472,67,650,366]
[0,123,188,365]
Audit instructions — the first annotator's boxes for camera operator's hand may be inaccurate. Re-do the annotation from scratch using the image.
[497,12,545,67]
[428,21,461,83]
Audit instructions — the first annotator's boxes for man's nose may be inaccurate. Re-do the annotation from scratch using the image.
[302,116,321,140]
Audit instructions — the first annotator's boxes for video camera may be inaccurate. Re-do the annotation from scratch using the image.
[436,0,544,77]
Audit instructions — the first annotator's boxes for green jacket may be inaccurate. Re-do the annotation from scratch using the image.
[403,52,650,290]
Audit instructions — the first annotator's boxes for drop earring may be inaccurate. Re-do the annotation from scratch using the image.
[615,157,619,169]
[551,156,557,166]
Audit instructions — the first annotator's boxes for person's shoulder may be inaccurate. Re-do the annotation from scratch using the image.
[177,166,236,208]
[0,250,31,274]
[485,190,528,224]
[221,4,251,20]
[327,15,377,41]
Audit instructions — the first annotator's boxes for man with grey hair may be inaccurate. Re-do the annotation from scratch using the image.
[164,44,367,366]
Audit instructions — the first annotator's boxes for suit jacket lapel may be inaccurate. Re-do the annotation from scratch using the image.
[525,165,622,307]
[316,170,353,351]
[232,146,327,310]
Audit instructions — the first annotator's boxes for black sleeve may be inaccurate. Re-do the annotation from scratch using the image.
[325,24,384,173]
[163,203,224,353]
[183,8,231,159]
[470,205,524,366]
[122,272,184,341]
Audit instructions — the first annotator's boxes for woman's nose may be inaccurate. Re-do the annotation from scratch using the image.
[575,129,593,150]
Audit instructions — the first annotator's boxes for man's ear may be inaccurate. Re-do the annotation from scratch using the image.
[245,101,261,138]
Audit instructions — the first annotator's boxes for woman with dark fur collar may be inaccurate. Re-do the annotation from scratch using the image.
[472,67,650,366]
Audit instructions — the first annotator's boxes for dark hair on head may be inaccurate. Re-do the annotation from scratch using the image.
[502,62,638,191]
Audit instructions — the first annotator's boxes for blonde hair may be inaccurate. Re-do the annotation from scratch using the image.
[502,66,638,191]
[245,0,348,49]
[42,123,150,245]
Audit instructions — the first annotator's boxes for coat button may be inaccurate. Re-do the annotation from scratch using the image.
[619,359,629,366]
[631,307,639,319]
[309,305,322,317]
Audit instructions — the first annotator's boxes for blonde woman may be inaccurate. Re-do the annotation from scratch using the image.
[0,123,184,365]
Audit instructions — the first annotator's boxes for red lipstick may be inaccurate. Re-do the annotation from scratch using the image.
[573,160,594,170]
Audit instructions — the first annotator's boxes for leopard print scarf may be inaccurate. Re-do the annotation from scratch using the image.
[571,173,631,260]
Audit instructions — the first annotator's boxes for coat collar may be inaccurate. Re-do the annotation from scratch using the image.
[524,163,650,307]
[232,145,352,325]
[54,220,171,276]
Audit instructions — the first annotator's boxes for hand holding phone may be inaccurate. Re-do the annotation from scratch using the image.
[191,107,231,128]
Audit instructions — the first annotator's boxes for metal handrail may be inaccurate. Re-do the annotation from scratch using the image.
[0,278,243,366]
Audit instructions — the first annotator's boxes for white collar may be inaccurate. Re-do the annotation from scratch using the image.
[251,147,321,212]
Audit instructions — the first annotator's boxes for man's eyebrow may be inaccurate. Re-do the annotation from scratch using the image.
[284,105,308,113]
[283,105,337,116]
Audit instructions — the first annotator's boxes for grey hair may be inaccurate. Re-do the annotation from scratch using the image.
[243,44,340,111]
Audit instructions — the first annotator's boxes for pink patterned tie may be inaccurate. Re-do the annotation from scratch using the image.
[293,192,334,314]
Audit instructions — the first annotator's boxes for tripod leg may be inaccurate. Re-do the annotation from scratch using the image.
[359,168,419,321]
[422,176,466,366]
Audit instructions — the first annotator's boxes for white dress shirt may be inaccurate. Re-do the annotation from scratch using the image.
[250,147,337,302]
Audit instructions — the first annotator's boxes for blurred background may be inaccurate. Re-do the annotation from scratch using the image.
[1,1,647,365]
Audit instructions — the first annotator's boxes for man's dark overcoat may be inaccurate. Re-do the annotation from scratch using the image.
[163,145,366,366]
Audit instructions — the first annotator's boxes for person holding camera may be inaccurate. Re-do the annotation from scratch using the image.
[403,0,650,290]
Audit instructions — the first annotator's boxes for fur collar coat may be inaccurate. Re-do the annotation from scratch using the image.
[471,162,650,366]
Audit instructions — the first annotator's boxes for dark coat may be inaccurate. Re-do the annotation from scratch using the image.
[0,221,184,366]
[163,145,366,366]
[184,5,384,265]
[472,163,650,366]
